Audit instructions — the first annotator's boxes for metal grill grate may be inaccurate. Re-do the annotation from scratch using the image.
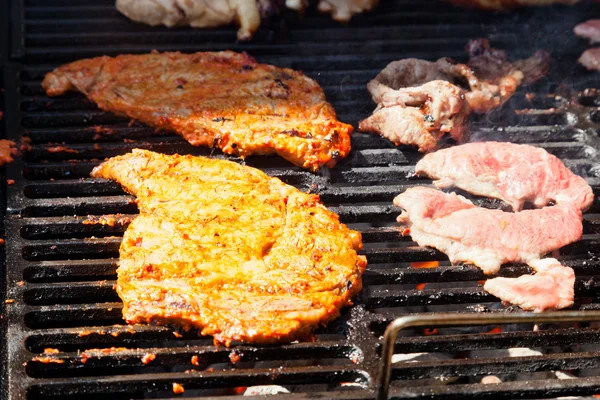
[2,0,600,399]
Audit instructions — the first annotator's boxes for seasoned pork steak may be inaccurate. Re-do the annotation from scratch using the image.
[91,149,366,345]
[43,51,353,171]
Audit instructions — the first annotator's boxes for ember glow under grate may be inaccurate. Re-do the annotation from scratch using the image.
[2,0,600,399]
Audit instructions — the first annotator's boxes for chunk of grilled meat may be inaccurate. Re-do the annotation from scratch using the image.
[464,39,549,112]
[445,0,580,11]
[286,0,379,21]
[359,80,469,152]
[91,149,366,345]
[579,48,600,71]
[42,51,352,171]
[116,0,283,40]
[359,39,548,152]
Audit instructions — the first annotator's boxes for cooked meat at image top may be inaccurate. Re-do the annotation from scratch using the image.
[42,51,352,171]
[444,0,580,11]
[394,186,583,276]
[116,0,379,40]
[359,39,549,152]
[116,0,277,40]
[416,142,594,212]
[287,0,379,22]
[91,149,367,345]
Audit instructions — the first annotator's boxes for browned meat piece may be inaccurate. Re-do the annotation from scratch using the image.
[579,48,600,71]
[359,80,469,152]
[444,0,580,11]
[91,149,367,345]
[465,39,549,112]
[359,39,549,152]
[484,258,575,312]
[0,140,17,166]
[286,0,379,21]
[116,0,282,40]
[575,20,600,43]
[42,51,352,171]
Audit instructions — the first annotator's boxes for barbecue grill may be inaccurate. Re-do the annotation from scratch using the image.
[2,0,600,399]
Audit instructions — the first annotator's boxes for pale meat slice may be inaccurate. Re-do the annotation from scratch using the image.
[579,48,600,71]
[42,51,353,171]
[416,142,594,212]
[91,149,366,345]
[393,187,583,275]
[444,0,580,11]
[575,20,600,43]
[484,258,575,311]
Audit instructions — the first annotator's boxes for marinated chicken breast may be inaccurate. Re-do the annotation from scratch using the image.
[42,51,352,171]
[91,149,366,345]
[394,187,583,275]
[445,0,580,11]
[416,142,594,212]
[116,0,279,40]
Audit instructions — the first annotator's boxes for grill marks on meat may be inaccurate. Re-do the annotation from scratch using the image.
[91,149,366,345]
[484,258,575,312]
[42,51,352,172]
[360,59,470,152]
[360,40,548,152]
[394,187,583,275]
[444,0,580,11]
[416,142,594,212]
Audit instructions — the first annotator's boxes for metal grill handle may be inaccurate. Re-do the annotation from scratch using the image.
[376,311,600,400]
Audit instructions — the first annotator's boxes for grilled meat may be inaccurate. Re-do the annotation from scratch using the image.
[360,40,548,151]
[575,20,600,43]
[394,187,583,275]
[0,140,17,166]
[91,149,367,345]
[484,258,575,312]
[42,51,352,171]
[286,0,379,21]
[579,48,600,71]
[445,0,580,11]
[416,142,594,212]
[465,39,549,112]
[115,0,282,40]
[359,81,468,152]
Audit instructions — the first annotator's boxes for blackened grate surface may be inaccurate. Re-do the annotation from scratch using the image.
[3,0,600,399]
